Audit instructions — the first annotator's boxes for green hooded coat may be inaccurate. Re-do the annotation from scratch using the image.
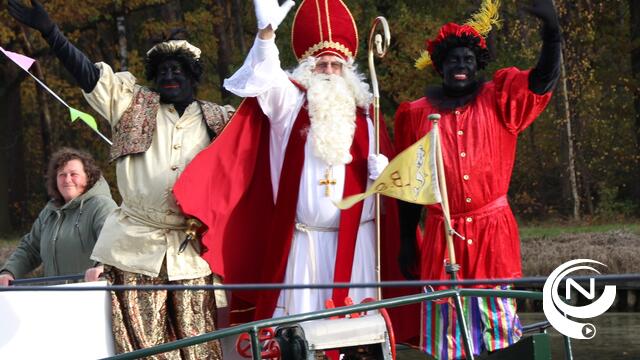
[1,176,117,278]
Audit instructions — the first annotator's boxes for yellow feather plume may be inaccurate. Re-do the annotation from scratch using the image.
[415,51,432,71]
[465,0,502,36]
[414,0,502,70]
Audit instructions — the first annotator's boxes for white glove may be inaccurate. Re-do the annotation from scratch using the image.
[254,0,296,31]
[368,154,389,181]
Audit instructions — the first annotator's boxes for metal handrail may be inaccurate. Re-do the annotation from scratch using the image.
[9,273,84,285]
[8,273,628,359]
[522,320,552,334]
[4,273,639,291]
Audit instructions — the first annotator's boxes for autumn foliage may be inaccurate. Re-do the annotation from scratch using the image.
[0,0,638,233]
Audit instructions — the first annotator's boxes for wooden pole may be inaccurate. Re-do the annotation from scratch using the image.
[367,17,390,301]
[429,114,457,270]
[430,114,475,358]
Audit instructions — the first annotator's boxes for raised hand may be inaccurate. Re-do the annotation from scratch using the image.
[8,0,55,34]
[522,0,560,31]
[253,0,296,31]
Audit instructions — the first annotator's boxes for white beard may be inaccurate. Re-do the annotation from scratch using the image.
[306,74,356,166]
[290,58,373,166]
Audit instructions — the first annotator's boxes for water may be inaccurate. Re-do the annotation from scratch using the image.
[519,312,640,360]
[397,313,640,360]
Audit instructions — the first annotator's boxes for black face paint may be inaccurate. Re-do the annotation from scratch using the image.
[155,59,195,105]
[441,47,478,95]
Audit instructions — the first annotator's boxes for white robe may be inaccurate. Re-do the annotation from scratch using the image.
[224,36,377,316]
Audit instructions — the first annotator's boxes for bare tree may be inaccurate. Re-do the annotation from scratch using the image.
[19,28,53,176]
[0,68,19,233]
[559,53,581,220]
[230,0,246,54]
[554,0,581,220]
[212,0,233,102]
[115,0,128,71]
[629,0,640,203]
[159,0,184,23]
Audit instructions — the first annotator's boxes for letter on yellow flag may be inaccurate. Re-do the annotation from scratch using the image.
[336,130,442,209]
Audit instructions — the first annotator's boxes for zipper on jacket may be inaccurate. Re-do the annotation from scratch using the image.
[51,210,64,275]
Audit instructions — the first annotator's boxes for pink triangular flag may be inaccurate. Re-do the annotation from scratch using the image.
[0,46,35,71]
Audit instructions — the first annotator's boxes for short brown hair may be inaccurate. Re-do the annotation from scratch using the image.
[46,147,102,205]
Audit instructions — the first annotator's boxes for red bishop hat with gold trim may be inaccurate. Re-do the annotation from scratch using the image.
[291,0,359,61]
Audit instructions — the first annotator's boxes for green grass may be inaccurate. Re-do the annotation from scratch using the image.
[519,223,640,239]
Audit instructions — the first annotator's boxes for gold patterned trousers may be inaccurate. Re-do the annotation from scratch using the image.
[104,265,222,360]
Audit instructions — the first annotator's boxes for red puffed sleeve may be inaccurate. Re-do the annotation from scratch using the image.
[493,67,553,134]
[394,101,420,153]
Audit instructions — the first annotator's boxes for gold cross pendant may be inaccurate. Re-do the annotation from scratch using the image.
[319,167,337,197]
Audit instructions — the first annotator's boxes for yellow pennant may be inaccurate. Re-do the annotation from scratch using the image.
[336,129,442,209]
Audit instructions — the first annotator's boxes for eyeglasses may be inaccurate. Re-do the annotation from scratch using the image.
[315,61,343,72]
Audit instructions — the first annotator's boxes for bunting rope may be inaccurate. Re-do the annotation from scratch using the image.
[0,46,112,146]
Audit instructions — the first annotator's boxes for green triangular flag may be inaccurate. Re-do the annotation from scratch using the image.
[69,107,98,131]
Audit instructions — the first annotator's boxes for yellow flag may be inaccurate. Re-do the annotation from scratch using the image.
[336,130,442,209]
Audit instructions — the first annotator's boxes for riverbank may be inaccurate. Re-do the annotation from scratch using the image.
[520,224,640,275]
[1,223,639,279]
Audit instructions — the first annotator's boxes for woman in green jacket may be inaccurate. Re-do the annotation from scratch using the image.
[0,147,116,285]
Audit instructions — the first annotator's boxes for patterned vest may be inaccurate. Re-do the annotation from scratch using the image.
[110,85,232,161]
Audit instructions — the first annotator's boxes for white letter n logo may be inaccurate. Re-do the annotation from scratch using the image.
[566,278,595,300]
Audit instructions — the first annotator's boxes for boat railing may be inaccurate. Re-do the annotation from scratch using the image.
[5,274,639,360]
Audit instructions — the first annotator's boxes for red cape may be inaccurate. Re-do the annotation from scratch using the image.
[173,97,419,343]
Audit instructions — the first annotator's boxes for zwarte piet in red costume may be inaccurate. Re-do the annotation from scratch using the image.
[394,0,561,358]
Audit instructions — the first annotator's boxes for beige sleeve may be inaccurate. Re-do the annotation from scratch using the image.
[218,104,236,130]
[82,62,137,128]
[205,104,236,135]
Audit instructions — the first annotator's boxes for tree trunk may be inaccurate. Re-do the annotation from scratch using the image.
[559,53,581,221]
[6,80,27,232]
[552,0,581,220]
[159,0,184,23]
[629,0,640,204]
[0,69,20,233]
[116,1,129,71]
[213,0,233,102]
[230,0,246,55]
[20,29,53,176]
